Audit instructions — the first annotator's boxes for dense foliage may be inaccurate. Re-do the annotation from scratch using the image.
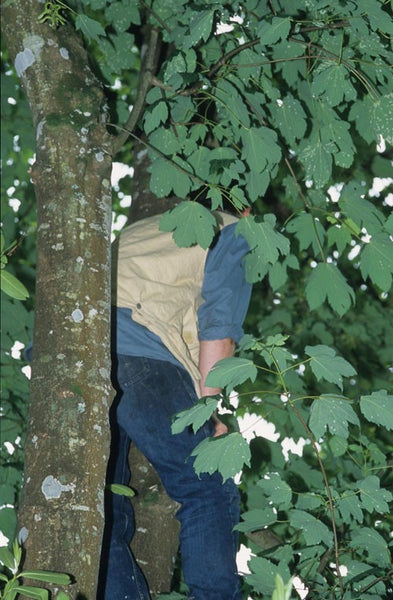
[1,0,392,598]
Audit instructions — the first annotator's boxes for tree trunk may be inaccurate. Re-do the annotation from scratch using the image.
[2,4,113,599]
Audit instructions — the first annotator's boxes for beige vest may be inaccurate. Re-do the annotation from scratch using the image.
[116,212,238,388]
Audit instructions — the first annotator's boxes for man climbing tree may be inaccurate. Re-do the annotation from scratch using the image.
[1,1,392,599]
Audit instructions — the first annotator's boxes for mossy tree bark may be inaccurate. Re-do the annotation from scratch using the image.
[2,3,113,598]
[3,3,182,596]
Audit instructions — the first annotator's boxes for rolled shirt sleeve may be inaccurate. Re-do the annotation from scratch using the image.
[198,222,252,343]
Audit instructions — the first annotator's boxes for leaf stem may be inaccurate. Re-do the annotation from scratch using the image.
[289,401,344,596]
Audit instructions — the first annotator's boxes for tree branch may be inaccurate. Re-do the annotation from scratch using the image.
[207,39,259,79]
[112,26,161,156]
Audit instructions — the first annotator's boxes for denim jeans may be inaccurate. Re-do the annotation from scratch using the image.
[99,354,242,600]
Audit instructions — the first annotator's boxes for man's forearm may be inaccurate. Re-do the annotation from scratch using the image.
[198,338,235,398]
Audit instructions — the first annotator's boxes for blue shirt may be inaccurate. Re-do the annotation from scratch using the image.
[116,222,251,368]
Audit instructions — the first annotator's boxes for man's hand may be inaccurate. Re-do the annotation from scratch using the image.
[198,338,235,437]
[211,412,228,437]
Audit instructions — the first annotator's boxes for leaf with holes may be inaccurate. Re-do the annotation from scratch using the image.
[360,233,393,291]
[360,389,393,430]
[309,394,359,439]
[258,473,292,509]
[191,432,251,481]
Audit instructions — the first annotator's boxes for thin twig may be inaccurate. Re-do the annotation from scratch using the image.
[207,39,259,79]
[284,157,326,261]
[289,36,380,99]
[289,401,344,596]
[112,26,160,155]
[357,570,393,595]
[140,0,171,34]
[5,235,26,257]
[110,125,205,186]
[285,157,310,210]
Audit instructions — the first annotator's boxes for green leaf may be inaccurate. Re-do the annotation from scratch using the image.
[320,116,355,168]
[170,95,195,123]
[109,484,135,497]
[11,539,21,567]
[280,49,308,89]
[349,96,375,144]
[258,17,291,45]
[150,156,185,197]
[0,546,15,571]
[357,475,393,514]
[306,263,355,316]
[236,214,290,283]
[296,493,323,511]
[309,394,360,439]
[171,396,218,435]
[299,139,332,189]
[357,0,393,33]
[215,78,250,129]
[98,32,137,73]
[311,63,356,107]
[327,225,352,254]
[247,556,291,596]
[105,0,140,31]
[1,270,29,300]
[289,509,332,546]
[144,102,168,135]
[234,507,277,532]
[286,212,326,256]
[241,127,281,173]
[339,182,385,234]
[305,345,357,390]
[268,254,299,291]
[15,585,49,600]
[206,187,222,210]
[186,10,214,46]
[20,571,72,585]
[246,170,270,201]
[337,492,364,524]
[328,435,348,457]
[159,202,217,249]
[272,574,294,600]
[191,432,251,481]
[271,94,307,145]
[205,357,257,390]
[75,15,106,42]
[360,233,393,291]
[229,185,248,210]
[257,473,292,509]
[360,389,393,431]
[163,52,187,81]
[0,506,17,546]
[349,527,391,567]
[371,92,393,144]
